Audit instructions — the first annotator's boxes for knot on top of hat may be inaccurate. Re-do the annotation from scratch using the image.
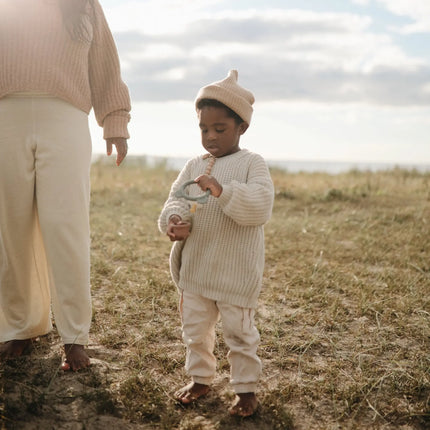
[228,69,238,80]
[195,69,255,125]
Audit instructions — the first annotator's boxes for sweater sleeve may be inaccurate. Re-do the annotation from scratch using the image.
[158,161,195,234]
[88,0,131,139]
[217,154,274,226]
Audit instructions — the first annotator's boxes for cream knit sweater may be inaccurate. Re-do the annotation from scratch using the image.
[158,149,274,309]
[0,0,130,139]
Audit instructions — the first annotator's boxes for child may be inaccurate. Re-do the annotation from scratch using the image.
[158,70,274,417]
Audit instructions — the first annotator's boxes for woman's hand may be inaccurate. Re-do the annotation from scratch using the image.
[106,137,128,166]
[194,174,223,198]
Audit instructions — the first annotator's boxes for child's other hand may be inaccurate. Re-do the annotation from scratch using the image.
[194,175,223,198]
[167,215,191,241]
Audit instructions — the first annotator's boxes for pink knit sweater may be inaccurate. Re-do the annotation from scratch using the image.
[0,0,131,139]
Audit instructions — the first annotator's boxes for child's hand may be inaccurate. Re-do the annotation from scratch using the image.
[194,175,223,198]
[167,215,191,241]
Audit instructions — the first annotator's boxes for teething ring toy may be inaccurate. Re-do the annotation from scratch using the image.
[175,180,211,204]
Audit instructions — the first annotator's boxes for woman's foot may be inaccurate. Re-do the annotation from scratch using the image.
[229,392,259,417]
[0,339,33,360]
[174,382,210,404]
[61,344,90,371]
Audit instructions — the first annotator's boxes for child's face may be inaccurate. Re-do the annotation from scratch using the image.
[198,106,248,158]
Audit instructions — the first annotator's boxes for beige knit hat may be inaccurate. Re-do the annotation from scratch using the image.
[195,70,255,125]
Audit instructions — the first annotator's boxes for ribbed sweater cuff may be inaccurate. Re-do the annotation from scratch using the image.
[166,209,192,225]
[103,112,130,139]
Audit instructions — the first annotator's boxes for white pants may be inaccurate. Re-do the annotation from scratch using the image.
[180,290,262,393]
[0,94,92,345]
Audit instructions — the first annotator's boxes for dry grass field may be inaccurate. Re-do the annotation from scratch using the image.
[1,158,429,429]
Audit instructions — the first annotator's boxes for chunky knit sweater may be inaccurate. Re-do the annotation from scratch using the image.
[0,0,130,139]
[158,149,274,309]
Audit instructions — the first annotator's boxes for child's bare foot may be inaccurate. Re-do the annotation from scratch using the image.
[61,344,90,371]
[174,382,210,404]
[229,392,259,417]
[0,339,33,360]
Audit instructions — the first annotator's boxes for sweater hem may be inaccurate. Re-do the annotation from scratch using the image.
[178,284,259,309]
[0,89,91,114]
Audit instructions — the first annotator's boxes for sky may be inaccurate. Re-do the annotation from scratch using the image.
[90,0,430,165]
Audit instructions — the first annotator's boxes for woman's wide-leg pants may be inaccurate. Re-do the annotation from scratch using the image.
[0,94,92,345]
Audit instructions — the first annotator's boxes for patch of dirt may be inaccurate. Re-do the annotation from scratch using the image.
[0,335,152,430]
[1,333,294,430]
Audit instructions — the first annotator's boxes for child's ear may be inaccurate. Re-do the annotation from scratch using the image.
[239,122,249,135]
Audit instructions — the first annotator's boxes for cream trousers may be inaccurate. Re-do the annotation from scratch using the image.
[0,94,92,345]
[180,290,262,394]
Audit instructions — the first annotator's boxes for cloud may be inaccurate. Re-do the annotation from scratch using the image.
[107,5,430,106]
[376,0,430,33]
[351,0,371,5]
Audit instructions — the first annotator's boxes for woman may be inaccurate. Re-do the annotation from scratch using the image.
[0,0,131,370]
